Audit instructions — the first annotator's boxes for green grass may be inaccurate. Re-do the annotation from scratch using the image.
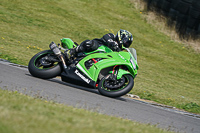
[0,0,200,114]
[0,89,174,133]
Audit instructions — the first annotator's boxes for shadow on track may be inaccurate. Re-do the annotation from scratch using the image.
[25,74,127,102]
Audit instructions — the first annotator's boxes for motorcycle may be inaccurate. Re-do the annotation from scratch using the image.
[28,38,139,98]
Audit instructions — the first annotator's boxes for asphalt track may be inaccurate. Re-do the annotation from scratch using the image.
[0,60,200,133]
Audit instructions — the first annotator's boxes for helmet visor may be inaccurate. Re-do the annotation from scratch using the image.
[122,37,131,48]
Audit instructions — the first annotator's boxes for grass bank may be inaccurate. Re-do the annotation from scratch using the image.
[0,0,199,113]
[0,89,174,133]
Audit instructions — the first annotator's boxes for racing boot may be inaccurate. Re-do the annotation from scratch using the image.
[64,48,76,61]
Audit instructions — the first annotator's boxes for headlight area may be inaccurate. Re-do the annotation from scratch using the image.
[130,57,136,70]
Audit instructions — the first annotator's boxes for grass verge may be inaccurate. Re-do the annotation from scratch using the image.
[0,89,174,133]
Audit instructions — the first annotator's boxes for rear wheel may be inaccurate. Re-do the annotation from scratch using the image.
[98,74,134,98]
[28,50,62,79]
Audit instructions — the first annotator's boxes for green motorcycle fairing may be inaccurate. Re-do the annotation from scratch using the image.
[75,45,138,82]
[61,38,77,49]
[60,38,138,83]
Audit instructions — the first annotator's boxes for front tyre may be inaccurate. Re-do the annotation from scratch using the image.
[98,74,134,98]
[28,50,62,79]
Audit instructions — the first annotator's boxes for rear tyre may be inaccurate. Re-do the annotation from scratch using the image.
[98,74,134,98]
[28,50,62,79]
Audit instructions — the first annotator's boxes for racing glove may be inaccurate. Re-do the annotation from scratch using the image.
[108,39,119,51]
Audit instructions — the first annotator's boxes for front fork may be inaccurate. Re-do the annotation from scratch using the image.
[106,65,120,83]
[108,65,133,81]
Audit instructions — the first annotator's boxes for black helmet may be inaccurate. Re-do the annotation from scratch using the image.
[116,29,133,48]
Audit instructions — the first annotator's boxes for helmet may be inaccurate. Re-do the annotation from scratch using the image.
[116,29,133,48]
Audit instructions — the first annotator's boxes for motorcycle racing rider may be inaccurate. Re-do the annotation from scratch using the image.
[64,29,133,60]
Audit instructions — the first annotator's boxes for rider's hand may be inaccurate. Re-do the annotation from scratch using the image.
[107,39,119,51]
[111,41,119,51]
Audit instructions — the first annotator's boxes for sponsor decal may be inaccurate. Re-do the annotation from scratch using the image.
[75,69,90,84]
[119,54,124,60]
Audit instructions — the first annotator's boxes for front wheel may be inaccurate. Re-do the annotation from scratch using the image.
[28,50,62,79]
[98,74,134,98]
